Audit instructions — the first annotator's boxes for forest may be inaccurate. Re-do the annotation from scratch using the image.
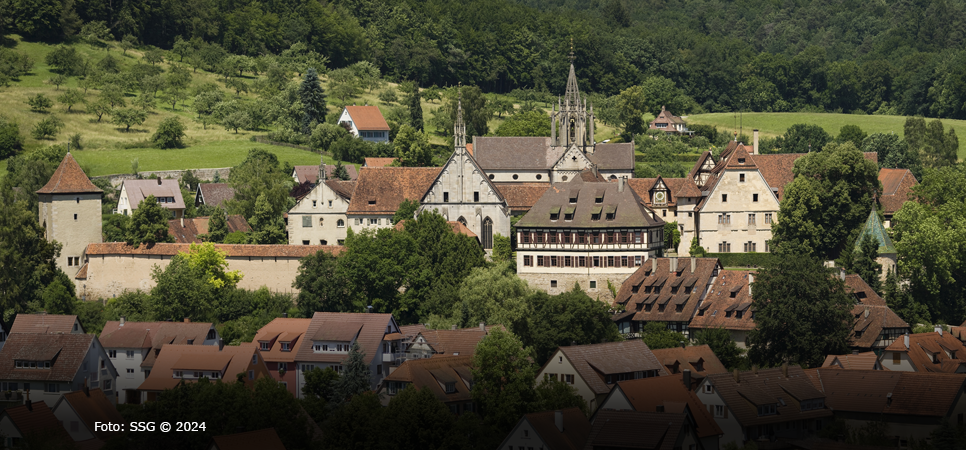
[4,0,966,119]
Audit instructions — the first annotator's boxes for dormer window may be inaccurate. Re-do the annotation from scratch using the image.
[757,404,777,416]
[595,194,604,204]
[260,342,270,351]
[281,342,291,351]
[368,200,376,205]
[444,382,456,393]
[738,158,745,164]
[174,371,183,378]
[550,206,560,221]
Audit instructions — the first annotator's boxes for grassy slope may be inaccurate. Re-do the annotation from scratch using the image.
[687,112,966,160]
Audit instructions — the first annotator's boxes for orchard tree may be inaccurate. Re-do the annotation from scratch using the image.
[111,108,147,132]
[403,81,424,131]
[152,117,187,148]
[56,89,83,112]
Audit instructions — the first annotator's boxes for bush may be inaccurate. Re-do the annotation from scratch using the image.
[0,116,24,159]
[223,231,249,244]
[310,123,350,151]
[31,116,65,140]
[68,133,82,151]
[26,94,53,113]
[152,117,187,148]
[704,252,778,268]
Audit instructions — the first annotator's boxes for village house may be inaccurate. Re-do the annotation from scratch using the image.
[294,312,403,396]
[9,313,84,335]
[345,167,441,231]
[0,332,118,407]
[0,401,76,449]
[138,344,270,402]
[515,175,665,301]
[879,330,966,373]
[51,387,124,443]
[287,161,357,246]
[628,176,703,254]
[338,105,391,142]
[98,319,220,404]
[584,410,705,450]
[194,183,235,208]
[686,269,755,348]
[76,243,342,299]
[400,324,502,361]
[252,317,312,398]
[536,340,667,412]
[650,345,728,389]
[168,215,251,243]
[37,152,103,278]
[117,178,186,219]
[597,372,723,450]
[292,163,359,184]
[649,106,693,135]
[878,168,918,228]
[821,352,883,370]
[695,365,832,446]
[802,369,966,446]
[843,273,910,352]
[613,257,722,340]
[377,355,475,414]
[210,428,287,450]
[498,408,590,450]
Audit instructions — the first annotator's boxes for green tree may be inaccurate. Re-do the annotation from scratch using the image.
[328,67,360,107]
[321,392,384,450]
[531,377,589,415]
[293,248,354,315]
[44,45,84,76]
[87,99,112,122]
[79,21,111,49]
[248,193,287,244]
[774,124,833,153]
[616,85,646,140]
[120,35,136,55]
[111,108,147,132]
[0,116,24,160]
[102,214,129,242]
[492,234,512,263]
[26,93,53,112]
[392,199,420,225]
[494,110,551,137]
[0,198,67,316]
[454,262,531,331]
[393,124,432,167]
[152,117,187,149]
[382,386,459,449]
[863,133,921,179]
[689,236,706,257]
[183,242,243,289]
[333,161,350,180]
[299,67,326,134]
[663,221,681,254]
[56,89,83,112]
[309,123,349,151]
[126,195,175,247]
[836,124,867,148]
[640,321,688,350]
[31,115,64,140]
[693,327,745,370]
[853,232,883,294]
[225,148,293,220]
[331,342,371,403]
[882,268,930,325]
[519,285,622,365]
[472,329,536,432]
[404,82,424,131]
[748,252,854,368]
[206,208,228,243]
[302,366,339,401]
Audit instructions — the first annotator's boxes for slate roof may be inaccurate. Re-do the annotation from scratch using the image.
[294,313,395,365]
[167,215,251,243]
[363,157,397,168]
[687,269,757,331]
[650,345,728,381]
[587,143,634,171]
[382,355,474,404]
[494,182,550,212]
[121,179,186,210]
[211,428,286,450]
[346,167,440,215]
[821,352,881,370]
[615,258,722,325]
[59,388,124,440]
[1,402,74,445]
[516,176,663,229]
[584,410,687,450]
[854,210,896,254]
[706,366,831,427]
[804,369,966,417]
[138,344,262,391]
[292,165,359,184]
[252,318,312,363]
[344,105,390,131]
[100,321,213,350]
[884,331,966,373]
[611,373,723,439]
[878,168,918,215]
[195,183,235,208]
[0,333,95,382]
[525,407,590,450]
[473,137,560,170]
[36,153,102,195]
[554,340,666,396]
[9,314,81,334]
[85,242,344,258]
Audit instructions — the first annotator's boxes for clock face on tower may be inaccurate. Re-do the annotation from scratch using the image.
[654,191,666,203]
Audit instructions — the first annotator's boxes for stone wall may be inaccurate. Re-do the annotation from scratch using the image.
[517,272,631,304]
[93,168,232,189]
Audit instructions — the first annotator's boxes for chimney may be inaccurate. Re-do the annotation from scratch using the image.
[748,273,754,297]
[781,362,788,378]
[554,410,564,432]
[683,369,691,389]
[903,334,909,349]
[753,129,759,155]
[282,312,288,318]
[219,339,225,351]
[480,322,485,332]
[618,176,625,192]
[120,316,125,326]
[25,399,31,411]
[451,324,457,331]
[839,268,845,281]
[936,326,943,336]
[180,217,184,227]
[157,177,162,186]
[864,307,870,318]
[690,257,696,273]
[733,368,740,383]
[652,257,658,272]
[184,318,190,323]
[670,257,678,273]
[886,392,893,406]
[84,384,90,396]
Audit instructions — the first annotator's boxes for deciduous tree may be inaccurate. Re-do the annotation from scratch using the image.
[471,329,536,432]
[126,195,175,247]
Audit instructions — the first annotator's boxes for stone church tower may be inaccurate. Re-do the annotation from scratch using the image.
[551,50,595,152]
[37,152,103,276]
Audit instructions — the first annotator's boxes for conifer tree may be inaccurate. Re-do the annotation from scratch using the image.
[331,342,371,403]
[248,193,286,244]
[299,67,327,134]
[853,232,882,294]
[407,83,423,131]
[207,207,228,243]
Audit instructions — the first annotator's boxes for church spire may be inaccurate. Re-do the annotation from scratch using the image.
[454,84,466,149]
[565,38,580,108]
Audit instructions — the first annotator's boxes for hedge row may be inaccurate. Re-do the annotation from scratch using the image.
[704,252,778,268]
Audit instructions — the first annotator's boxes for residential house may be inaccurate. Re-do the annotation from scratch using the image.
[37,152,103,277]
[0,333,118,407]
[821,352,883,370]
[585,410,705,450]
[294,312,403,395]
[843,274,910,352]
[598,373,723,450]
[338,105,390,142]
[802,369,966,445]
[401,324,503,361]
[649,106,693,135]
[52,387,124,443]
[252,318,312,398]
[363,157,396,168]
[650,345,728,388]
[377,355,476,414]
[209,428,286,450]
[613,257,722,340]
[878,168,918,228]
[168,215,251,243]
[138,344,270,402]
[516,175,664,301]
[695,366,832,446]
[628,176,703,255]
[99,319,219,404]
[346,167,441,231]
[287,161,357,246]
[117,178,186,219]
[687,269,755,347]
[0,401,76,449]
[292,163,359,184]
[194,183,235,208]
[9,313,84,335]
[536,340,667,412]
[498,408,590,450]
[418,98,510,250]
[879,331,966,373]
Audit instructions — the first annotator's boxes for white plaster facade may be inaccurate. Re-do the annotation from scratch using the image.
[51,397,97,442]
[337,107,389,143]
[39,192,102,279]
[695,379,744,448]
[287,180,352,246]
[116,180,185,219]
[108,347,149,404]
[695,169,779,256]
[537,349,601,412]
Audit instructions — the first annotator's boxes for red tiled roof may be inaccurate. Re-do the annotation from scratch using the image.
[612,373,723,439]
[726,145,758,169]
[493,182,550,212]
[101,321,213,350]
[526,408,590,450]
[688,269,756,331]
[344,106,390,131]
[554,341,667,395]
[85,242,343,258]
[211,428,286,450]
[877,168,918,215]
[167,215,251,244]
[36,153,102,195]
[294,313,396,365]
[10,313,80,334]
[382,355,474,404]
[139,344,267,391]
[346,167,440,215]
[60,388,124,440]
[0,333,96,382]
[121,179,186,211]
[584,410,686,450]
[326,180,357,200]
[616,258,723,326]
[650,345,727,380]
[885,332,966,372]
[821,352,880,370]
[196,183,235,208]
[74,262,88,279]
[417,325,504,358]
[808,369,966,417]
[363,157,397,168]
[252,318,312,363]
[2,402,73,445]
[465,143,473,156]
[707,366,831,427]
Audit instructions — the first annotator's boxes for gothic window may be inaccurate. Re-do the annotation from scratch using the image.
[458,216,467,226]
[569,118,576,141]
[482,217,493,249]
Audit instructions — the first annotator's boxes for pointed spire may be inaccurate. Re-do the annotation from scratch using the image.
[454,83,466,149]
[564,42,580,110]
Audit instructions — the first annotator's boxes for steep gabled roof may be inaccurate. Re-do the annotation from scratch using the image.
[344,105,390,131]
[615,258,722,325]
[807,369,966,417]
[415,325,504,358]
[650,345,728,380]
[167,215,250,244]
[10,313,81,334]
[494,183,550,212]
[821,352,881,370]
[138,344,263,391]
[688,269,756,331]
[100,321,214,350]
[706,366,831,427]
[421,145,506,205]
[58,388,124,441]
[294,313,396,365]
[195,183,235,208]
[121,179,186,211]
[611,373,723,439]
[325,180,357,200]
[472,137,560,170]
[382,355,475,404]
[36,153,102,195]
[516,176,663,229]
[584,410,687,450]
[885,332,966,373]
[0,333,96,382]
[526,407,590,450]
[252,318,312,363]
[363,157,397,168]
[346,167,440,215]
[878,168,918,216]
[554,341,666,396]
[587,143,635,171]
[1,402,73,445]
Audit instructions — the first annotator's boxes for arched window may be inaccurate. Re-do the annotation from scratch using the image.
[337,219,345,228]
[458,216,467,226]
[482,217,493,249]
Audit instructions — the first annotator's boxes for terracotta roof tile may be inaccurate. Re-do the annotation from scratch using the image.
[494,182,550,212]
[196,183,235,208]
[363,157,397,168]
[10,313,81,335]
[611,374,723,439]
[1,402,73,445]
[526,407,590,450]
[687,269,757,331]
[344,106,390,131]
[649,345,727,380]
[616,258,723,326]
[877,168,918,215]
[584,410,685,450]
[346,167,440,215]
[556,341,666,396]
[707,366,831,427]
[211,428,286,450]
[417,325,504,357]
[74,262,88,279]
[465,143,473,156]
[886,332,966,372]
[85,242,343,258]
[821,352,881,370]
[516,176,663,229]
[808,369,966,417]
[473,137,561,170]
[167,215,250,244]
[138,344,267,391]
[60,388,124,440]
[0,333,96,382]
[294,313,396,365]
[292,165,359,184]
[382,355,474,403]
[36,153,102,194]
[121,179,186,211]
[325,180,357,200]
[252,318,312,363]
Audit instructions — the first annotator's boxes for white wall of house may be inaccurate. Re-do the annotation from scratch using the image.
[697,170,779,255]
[483,169,549,183]
[106,347,147,404]
[598,387,634,411]
[337,109,389,143]
[0,415,23,447]
[499,417,549,450]
[287,182,351,246]
[878,351,916,372]
[536,350,602,412]
[695,379,744,448]
[117,185,184,219]
[52,400,97,442]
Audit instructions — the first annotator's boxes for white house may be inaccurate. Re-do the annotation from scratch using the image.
[117,178,186,218]
[287,161,356,246]
[338,106,390,143]
[51,388,124,443]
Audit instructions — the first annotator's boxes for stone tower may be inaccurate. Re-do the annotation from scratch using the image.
[551,49,595,152]
[37,152,103,277]
[855,209,897,282]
